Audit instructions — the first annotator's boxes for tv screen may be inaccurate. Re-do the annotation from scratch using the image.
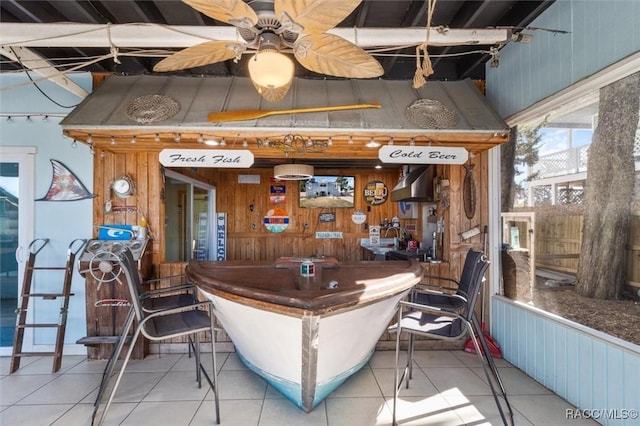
[299,176,355,208]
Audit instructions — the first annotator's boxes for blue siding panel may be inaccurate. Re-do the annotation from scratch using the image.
[524,307,536,376]
[605,347,623,419]
[573,0,591,79]
[565,329,579,406]
[553,4,573,91]
[492,296,640,426]
[533,314,546,381]
[591,340,607,412]
[543,321,556,388]
[622,351,640,425]
[555,325,568,397]
[486,0,640,119]
[577,334,593,409]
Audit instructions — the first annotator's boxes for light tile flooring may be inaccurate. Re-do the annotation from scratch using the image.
[0,350,598,426]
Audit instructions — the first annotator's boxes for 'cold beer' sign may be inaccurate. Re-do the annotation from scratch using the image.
[378,146,468,164]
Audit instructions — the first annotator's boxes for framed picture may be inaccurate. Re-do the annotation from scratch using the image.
[299,176,355,208]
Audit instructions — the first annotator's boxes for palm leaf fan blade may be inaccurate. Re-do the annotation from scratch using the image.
[153,41,243,72]
[275,0,362,33]
[182,0,258,27]
[294,34,383,78]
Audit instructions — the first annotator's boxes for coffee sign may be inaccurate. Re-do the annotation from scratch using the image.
[159,149,254,168]
[378,145,468,164]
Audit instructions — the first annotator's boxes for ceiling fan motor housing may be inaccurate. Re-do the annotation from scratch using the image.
[239,1,298,46]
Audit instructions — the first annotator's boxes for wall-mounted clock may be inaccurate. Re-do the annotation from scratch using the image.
[112,175,135,198]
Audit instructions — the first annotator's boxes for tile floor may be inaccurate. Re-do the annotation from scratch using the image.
[0,350,597,426]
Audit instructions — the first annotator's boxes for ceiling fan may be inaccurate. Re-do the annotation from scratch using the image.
[153,0,383,102]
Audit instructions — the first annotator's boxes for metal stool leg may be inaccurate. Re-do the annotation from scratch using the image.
[93,307,135,408]
[92,326,142,426]
[465,318,513,426]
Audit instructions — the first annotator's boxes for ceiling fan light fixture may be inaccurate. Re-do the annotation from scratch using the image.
[248,49,295,102]
[274,164,314,181]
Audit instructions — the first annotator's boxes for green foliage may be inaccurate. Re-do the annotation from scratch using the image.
[512,119,547,202]
[516,119,546,173]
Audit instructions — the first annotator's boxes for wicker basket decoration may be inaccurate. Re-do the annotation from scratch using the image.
[124,94,180,124]
[405,99,459,129]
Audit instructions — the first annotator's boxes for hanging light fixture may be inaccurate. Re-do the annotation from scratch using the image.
[274,164,314,181]
[248,33,295,103]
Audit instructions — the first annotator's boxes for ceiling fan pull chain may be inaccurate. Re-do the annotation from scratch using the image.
[413,0,437,88]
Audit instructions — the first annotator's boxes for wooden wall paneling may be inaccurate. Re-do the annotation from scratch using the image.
[93,149,120,237]
[84,150,155,359]
[158,262,200,345]
[479,151,490,241]
[249,235,262,260]
[146,154,161,265]
[156,262,188,288]
[207,168,405,261]
[239,237,255,260]
[477,151,491,320]
[134,151,148,228]
[451,153,487,251]
[258,237,270,260]
[464,157,479,244]
[112,152,129,226]
[448,163,465,253]
[83,273,147,359]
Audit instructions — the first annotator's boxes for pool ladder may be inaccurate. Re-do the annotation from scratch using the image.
[10,238,86,373]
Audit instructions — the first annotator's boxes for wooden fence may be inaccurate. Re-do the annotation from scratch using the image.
[503,212,640,292]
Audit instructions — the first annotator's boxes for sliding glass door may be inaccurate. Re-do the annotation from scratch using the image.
[164,170,216,262]
[0,148,35,354]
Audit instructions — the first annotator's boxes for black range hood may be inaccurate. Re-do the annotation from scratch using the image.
[390,165,435,202]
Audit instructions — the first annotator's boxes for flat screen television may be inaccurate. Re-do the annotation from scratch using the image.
[299,176,355,208]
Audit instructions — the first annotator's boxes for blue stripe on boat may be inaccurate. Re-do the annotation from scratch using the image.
[236,348,375,410]
[313,348,375,406]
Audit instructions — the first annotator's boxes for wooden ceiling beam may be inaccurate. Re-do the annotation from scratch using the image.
[0,45,89,98]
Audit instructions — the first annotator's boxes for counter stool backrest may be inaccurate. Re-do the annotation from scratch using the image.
[119,248,146,322]
[456,249,485,299]
[459,252,489,321]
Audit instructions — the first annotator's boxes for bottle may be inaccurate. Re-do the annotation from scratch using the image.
[138,216,148,240]
[431,231,437,260]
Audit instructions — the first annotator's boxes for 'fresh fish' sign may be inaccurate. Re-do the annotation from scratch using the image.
[378,146,468,164]
[159,149,254,168]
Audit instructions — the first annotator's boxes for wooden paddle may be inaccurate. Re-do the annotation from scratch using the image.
[207,102,381,122]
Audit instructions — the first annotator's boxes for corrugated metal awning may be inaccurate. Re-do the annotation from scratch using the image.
[61,75,509,157]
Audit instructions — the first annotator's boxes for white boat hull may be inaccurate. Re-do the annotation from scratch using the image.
[198,287,411,411]
[188,258,422,411]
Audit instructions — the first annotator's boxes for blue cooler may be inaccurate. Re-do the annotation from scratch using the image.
[98,224,135,240]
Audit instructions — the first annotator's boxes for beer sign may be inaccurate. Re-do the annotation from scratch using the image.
[378,145,468,164]
[363,180,388,205]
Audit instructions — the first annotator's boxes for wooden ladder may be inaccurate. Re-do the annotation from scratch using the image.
[10,238,86,373]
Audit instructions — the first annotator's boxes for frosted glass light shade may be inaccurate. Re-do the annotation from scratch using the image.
[248,50,295,102]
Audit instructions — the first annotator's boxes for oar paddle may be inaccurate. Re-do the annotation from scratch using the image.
[207,102,381,122]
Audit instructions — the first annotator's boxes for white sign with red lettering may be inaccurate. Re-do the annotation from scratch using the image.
[378,145,468,164]
[159,149,254,168]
